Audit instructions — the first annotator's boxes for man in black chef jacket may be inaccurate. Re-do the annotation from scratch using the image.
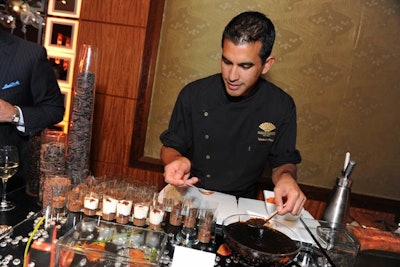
[160,11,306,216]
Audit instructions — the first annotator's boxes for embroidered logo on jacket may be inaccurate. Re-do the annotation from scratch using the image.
[258,122,276,142]
[2,81,20,90]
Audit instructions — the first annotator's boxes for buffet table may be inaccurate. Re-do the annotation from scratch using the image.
[1,186,399,267]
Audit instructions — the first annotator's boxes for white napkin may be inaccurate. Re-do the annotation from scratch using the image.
[158,186,320,244]
[171,246,215,267]
[239,190,320,244]
[158,185,238,225]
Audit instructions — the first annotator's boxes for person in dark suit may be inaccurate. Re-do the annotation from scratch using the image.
[0,27,65,191]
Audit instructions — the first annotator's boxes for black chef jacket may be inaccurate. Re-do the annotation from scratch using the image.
[160,74,301,198]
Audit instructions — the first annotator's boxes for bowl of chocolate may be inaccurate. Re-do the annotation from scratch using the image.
[222,214,301,266]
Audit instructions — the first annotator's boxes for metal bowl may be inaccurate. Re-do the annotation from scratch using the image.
[222,214,301,266]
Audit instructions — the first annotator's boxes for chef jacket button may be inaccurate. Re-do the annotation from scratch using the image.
[204,111,209,117]
[206,174,211,178]
[205,154,211,160]
[204,134,209,139]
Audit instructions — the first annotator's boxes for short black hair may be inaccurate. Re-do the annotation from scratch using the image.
[222,11,276,62]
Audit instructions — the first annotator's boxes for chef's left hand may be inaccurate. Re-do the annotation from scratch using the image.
[272,164,306,216]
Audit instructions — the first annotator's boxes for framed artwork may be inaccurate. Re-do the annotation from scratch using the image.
[60,87,72,125]
[44,17,79,53]
[47,50,75,88]
[47,0,82,18]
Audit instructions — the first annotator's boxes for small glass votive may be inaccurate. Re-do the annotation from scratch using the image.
[176,196,201,246]
[66,188,83,213]
[197,201,218,243]
[161,189,177,223]
[197,207,217,244]
[133,202,149,227]
[168,200,183,227]
[316,224,360,267]
[51,184,69,217]
[182,197,201,228]
[102,195,118,221]
[116,199,133,224]
[149,205,165,230]
[83,191,99,216]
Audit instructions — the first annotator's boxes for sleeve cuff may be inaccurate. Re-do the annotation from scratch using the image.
[14,106,26,133]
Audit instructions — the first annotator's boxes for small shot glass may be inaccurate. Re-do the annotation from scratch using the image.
[182,196,201,228]
[83,191,100,217]
[102,195,118,221]
[168,200,183,227]
[176,196,201,246]
[51,184,69,218]
[116,199,133,224]
[197,204,217,244]
[133,202,150,227]
[149,204,165,230]
[66,188,83,213]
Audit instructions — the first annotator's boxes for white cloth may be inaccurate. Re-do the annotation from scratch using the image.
[159,185,320,244]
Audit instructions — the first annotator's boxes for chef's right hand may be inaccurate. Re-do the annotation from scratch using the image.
[163,156,199,187]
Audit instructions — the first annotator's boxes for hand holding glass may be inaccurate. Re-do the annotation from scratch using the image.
[0,145,19,211]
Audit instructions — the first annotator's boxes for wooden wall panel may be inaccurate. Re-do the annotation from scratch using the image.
[80,0,150,27]
[91,94,135,164]
[76,0,152,184]
[304,200,326,220]
[76,21,146,98]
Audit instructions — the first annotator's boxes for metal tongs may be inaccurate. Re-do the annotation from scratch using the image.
[300,217,337,267]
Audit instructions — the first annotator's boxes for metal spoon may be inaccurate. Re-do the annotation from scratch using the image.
[187,184,215,195]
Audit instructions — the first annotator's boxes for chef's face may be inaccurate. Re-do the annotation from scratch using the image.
[221,39,274,97]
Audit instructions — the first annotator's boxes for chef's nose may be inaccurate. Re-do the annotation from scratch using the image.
[228,66,239,81]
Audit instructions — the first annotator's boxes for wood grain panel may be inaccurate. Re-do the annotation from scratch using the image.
[348,207,396,230]
[91,94,135,165]
[130,0,165,172]
[80,0,150,27]
[304,199,326,220]
[76,21,146,98]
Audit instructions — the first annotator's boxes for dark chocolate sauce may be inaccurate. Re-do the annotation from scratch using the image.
[224,221,298,254]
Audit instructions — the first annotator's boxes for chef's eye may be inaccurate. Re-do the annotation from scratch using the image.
[222,57,232,65]
[239,63,254,70]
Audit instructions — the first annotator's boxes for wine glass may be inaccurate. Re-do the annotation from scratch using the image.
[0,145,19,211]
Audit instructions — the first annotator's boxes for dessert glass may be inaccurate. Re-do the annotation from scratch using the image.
[83,191,99,217]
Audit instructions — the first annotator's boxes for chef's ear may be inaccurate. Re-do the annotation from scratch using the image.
[261,56,275,74]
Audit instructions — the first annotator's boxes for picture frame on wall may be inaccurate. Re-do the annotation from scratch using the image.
[47,0,82,18]
[44,17,79,53]
[47,50,75,88]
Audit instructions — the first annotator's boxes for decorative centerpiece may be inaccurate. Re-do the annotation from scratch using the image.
[66,44,97,185]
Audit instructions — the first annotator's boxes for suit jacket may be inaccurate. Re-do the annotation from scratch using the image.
[0,29,65,188]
